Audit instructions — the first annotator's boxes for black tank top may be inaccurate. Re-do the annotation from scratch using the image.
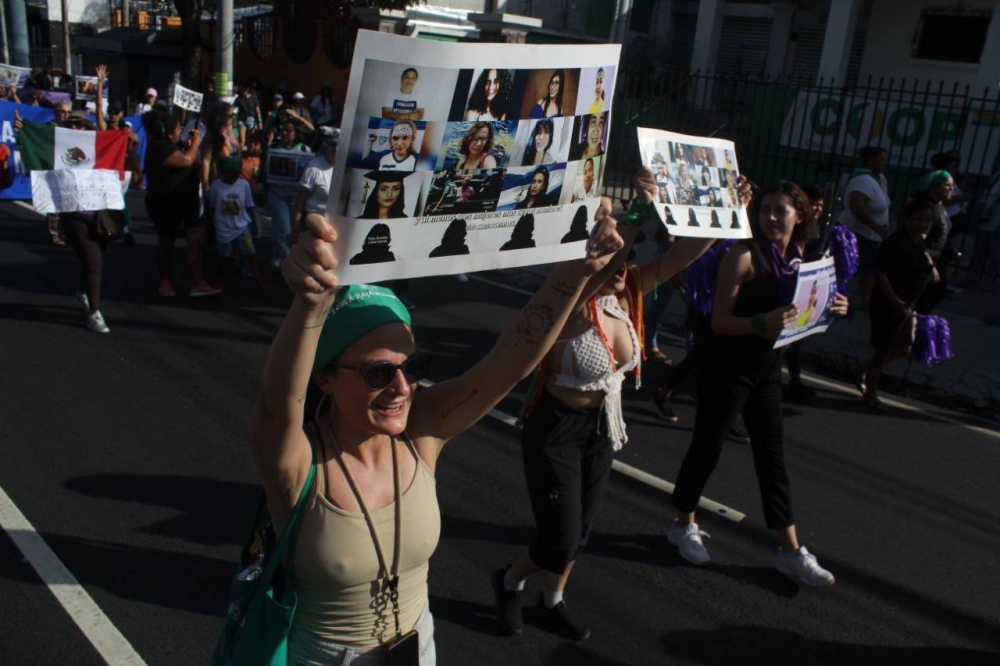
[708,241,784,362]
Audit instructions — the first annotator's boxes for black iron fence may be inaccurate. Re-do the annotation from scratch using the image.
[606,71,1000,278]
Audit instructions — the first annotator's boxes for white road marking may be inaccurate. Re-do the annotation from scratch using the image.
[0,484,147,665]
[420,380,746,523]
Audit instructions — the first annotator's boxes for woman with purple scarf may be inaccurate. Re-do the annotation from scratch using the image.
[665,181,849,586]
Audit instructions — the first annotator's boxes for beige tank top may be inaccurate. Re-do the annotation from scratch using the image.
[287,429,440,647]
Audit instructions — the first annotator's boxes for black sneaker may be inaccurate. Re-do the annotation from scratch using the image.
[535,598,591,641]
[653,392,679,423]
[786,381,817,404]
[726,418,750,444]
[491,566,523,634]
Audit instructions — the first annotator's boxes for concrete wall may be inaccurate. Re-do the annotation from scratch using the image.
[857,0,994,87]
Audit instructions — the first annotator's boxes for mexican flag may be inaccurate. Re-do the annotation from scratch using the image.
[18,120,128,176]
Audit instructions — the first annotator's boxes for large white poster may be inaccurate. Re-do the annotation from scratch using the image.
[329,31,621,284]
[0,64,31,88]
[636,127,751,240]
[172,84,204,113]
[773,256,838,349]
[31,169,126,214]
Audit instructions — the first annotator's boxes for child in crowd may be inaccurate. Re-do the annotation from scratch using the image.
[209,156,266,290]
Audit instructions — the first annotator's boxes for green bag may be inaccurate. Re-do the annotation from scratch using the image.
[212,463,316,666]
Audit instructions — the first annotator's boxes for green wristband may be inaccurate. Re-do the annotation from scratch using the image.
[751,312,766,335]
[623,199,655,227]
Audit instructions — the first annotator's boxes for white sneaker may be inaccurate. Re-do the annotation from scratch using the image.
[775,547,835,586]
[86,311,110,334]
[75,290,90,311]
[667,521,711,565]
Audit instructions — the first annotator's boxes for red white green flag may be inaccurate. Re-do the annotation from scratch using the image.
[17,120,128,175]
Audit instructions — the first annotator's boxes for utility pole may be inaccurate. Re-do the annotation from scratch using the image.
[216,0,234,96]
[61,0,72,75]
[0,0,10,64]
[122,0,131,28]
[8,0,30,67]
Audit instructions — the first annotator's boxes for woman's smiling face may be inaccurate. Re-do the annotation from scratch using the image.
[587,113,605,148]
[485,69,500,101]
[758,193,800,244]
[549,74,561,99]
[534,125,551,152]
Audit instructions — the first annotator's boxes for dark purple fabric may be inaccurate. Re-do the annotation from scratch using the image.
[912,315,954,366]
[827,225,860,295]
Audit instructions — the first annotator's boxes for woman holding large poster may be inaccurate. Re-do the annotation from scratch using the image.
[250,202,624,661]
[666,181,848,586]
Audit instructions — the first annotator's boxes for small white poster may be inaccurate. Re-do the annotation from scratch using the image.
[74,76,107,101]
[31,169,126,214]
[0,64,31,88]
[636,127,751,240]
[172,84,204,113]
[328,30,621,284]
[266,150,314,184]
[773,256,838,349]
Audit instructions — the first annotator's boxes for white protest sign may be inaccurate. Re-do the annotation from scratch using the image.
[266,149,313,184]
[172,84,204,113]
[0,64,31,88]
[773,256,838,349]
[636,127,751,240]
[74,76,107,101]
[328,30,621,284]
[31,169,126,213]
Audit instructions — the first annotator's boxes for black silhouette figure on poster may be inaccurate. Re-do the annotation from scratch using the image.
[500,214,536,251]
[350,223,396,264]
[731,210,741,229]
[665,207,678,225]
[561,205,590,243]
[710,210,722,228]
[429,218,470,257]
[688,208,699,227]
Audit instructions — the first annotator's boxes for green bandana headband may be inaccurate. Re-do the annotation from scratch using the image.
[312,284,411,375]
[918,169,951,192]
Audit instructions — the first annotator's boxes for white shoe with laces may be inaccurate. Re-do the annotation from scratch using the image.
[75,290,90,312]
[667,521,711,565]
[86,311,110,334]
[776,546,835,586]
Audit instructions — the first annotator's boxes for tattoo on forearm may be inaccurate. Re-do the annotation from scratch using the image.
[441,389,479,419]
[548,280,577,299]
[296,393,306,405]
[516,303,556,346]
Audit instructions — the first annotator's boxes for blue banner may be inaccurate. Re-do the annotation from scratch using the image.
[0,100,148,200]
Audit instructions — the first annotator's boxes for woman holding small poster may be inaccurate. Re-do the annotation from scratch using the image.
[666,181,848,587]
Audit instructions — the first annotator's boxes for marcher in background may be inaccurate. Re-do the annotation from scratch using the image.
[290,92,313,125]
[134,88,157,115]
[839,146,890,308]
[292,133,337,234]
[912,170,954,309]
[310,82,340,126]
[235,82,262,132]
[667,181,848,586]
[266,123,313,267]
[859,199,940,411]
[973,169,1000,292]
[202,101,244,194]
[142,109,219,298]
[210,156,266,291]
[95,65,139,246]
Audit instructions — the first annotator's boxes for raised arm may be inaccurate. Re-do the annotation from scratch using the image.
[250,219,340,515]
[95,65,108,131]
[408,211,624,446]
[162,130,202,168]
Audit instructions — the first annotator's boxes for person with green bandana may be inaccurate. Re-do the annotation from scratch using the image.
[249,202,624,663]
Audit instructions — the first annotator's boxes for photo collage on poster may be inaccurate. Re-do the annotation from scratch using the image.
[637,128,751,239]
[339,59,617,267]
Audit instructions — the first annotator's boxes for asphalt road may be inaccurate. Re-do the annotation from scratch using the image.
[1,198,999,665]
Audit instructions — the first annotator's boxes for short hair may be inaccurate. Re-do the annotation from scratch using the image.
[401,67,418,79]
[54,100,72,111]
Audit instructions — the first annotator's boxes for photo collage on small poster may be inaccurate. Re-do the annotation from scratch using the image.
[636,127,751,239]
[337,52,618,271]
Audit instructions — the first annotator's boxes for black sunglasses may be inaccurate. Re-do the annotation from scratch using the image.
[335,354,432,391]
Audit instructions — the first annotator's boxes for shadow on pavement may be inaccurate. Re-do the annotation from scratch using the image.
[64,474,260,546]
[428,595,508,638]
[659,625,1000,665]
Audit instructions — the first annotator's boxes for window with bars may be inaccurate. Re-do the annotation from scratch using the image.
[912,7,993,63]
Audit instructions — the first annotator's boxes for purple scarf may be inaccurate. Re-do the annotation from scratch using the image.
[762,239,802,304]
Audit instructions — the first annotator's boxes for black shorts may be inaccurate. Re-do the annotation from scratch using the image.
[521,390,615,574]
[146,198,202,239]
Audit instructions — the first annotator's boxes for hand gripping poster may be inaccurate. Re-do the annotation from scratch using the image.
[636,127,751,240]
[773,256,838,349]
[328,31,621,284]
